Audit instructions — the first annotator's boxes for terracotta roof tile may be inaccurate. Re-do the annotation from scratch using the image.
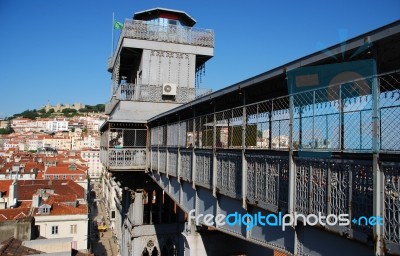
[17,180,85,200]
[33,202,87,216]
[0,180,13,196]
[0,208,30,221]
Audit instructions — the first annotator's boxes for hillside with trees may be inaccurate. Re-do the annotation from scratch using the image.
[7,104,105,120]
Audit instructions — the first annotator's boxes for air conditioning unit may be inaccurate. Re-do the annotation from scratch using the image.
[162,83,177,96]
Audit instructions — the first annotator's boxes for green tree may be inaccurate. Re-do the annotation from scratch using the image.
[62,108,77,114]
[95,104,105,112]
[21,109,39,120]
[0,123,14,134]
[42,108,55,118]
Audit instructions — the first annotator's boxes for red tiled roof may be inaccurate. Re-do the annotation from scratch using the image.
[55,203,86,216]
[45,166,87,175]
[36,172,44,179]
[49,202,87,215]
[0,161,45,174]
[0,208,30,221]
[0,180,13,196]
[17,180,85,200]
[19,201,31,208]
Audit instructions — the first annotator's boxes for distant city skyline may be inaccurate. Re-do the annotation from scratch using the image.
[0,0,399,117]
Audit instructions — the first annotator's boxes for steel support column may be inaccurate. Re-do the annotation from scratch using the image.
[242,92,247,209]
[192,109,197,189]
[372,70,384,255]
[177,116,182,183]
[212,103,218,197]
[289,92,299,255]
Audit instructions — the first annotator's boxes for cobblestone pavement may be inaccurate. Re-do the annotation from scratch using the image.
[90,184,119,256]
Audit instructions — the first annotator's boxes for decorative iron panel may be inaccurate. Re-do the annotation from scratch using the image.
[246,153,286,211]
[151,149,158,171]
[180,149,192,182]
[328,162,350,216]
[295,159,310,214]
[116,148,146,167]
[278,159,289,211]
[382,162,400,246]
[310,161,328,215]
[151,127,159,146]
[178,121,187,147]
[216,151,242,199]
[122,19,214,47]
[159,149,166,173]
[168,148,178,177]
[351,162,373,236]
[108,149,117,166]
[167,123,179,147]
[195,150,213,188]
[247,154,268,209]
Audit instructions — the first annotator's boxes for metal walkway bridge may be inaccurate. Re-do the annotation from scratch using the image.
[100,20,400,255]
[145,70,400,255]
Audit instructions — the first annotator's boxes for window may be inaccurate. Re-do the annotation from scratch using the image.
[42,207,49,214]
[168,19,177,25]
[111,210,115,219]
[51,226,58,235]
[70,224,77,234]
[54,175,58,180]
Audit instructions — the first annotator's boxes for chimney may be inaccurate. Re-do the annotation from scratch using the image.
[32,193,42,208]
[12,164,19,173]
[8,180,18,208]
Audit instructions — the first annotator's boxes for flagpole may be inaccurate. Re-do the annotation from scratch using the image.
[111,12,114,56]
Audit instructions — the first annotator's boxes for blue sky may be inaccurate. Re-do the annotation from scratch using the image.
[0,0,399,117]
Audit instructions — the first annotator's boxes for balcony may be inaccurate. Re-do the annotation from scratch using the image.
[111,83,212,103]
[100,127,147,171]
[104,83,212,114]
[121,19,214,47]
[109,19,214,70]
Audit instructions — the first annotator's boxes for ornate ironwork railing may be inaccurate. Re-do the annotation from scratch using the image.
[382,162,400,248]
[246,153,289,212]
[121,19,214,47]
[113,83,212,103]
[195,150,213,188]
[107,148,146,168]
[216,151,242,199]
[180,149,192,182]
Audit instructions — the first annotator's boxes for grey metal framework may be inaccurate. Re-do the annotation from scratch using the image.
[149,70,400,254]
[109,19,214,72]
[150,71,400,152]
